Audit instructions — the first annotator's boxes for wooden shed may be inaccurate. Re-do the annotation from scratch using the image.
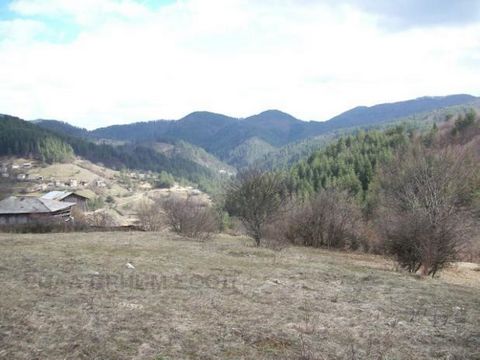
[0,196,76,225]
[41,191,92,212]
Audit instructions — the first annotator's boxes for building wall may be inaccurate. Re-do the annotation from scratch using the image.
[0,214,29,225]
[63,195,88,212]
[0,213,70,225]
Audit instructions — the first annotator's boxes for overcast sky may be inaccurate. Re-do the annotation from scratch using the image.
[1,0,479,129]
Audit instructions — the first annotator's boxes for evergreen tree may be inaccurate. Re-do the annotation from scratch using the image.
[289,126,408,201]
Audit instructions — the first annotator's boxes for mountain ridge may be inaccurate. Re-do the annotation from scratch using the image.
[32,94,479,168]
[325,94,477,130]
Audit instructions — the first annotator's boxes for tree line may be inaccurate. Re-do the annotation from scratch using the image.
[0,115,224,192]
[223,110,480,276]
[289,125,410,201]
[0,115,74,163]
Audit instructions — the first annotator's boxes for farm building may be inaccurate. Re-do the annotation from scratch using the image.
[41,191,92,212]
[0,196,76,225]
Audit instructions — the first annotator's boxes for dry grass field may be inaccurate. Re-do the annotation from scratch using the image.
[0,232,479,359]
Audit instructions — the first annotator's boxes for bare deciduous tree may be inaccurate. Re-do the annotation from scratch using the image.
[377,144,478,276]
[161,196,218,240]
[224,168,289,246]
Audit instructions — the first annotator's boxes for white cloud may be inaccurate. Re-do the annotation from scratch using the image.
[0,18,47,44]
[0,0,479,128]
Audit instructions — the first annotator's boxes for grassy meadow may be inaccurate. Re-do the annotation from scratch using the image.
[0,232,479,359]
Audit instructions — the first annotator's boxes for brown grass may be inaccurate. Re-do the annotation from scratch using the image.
[0,232,479,359]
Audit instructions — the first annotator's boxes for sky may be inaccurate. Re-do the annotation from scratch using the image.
[0,0,479,129]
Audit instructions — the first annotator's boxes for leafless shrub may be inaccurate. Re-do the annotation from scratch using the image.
[136,200,164,231]
[224,168,290,246]
[71,206,87,225]
[67,207,92,231]
[461,233,480,263]
[360,224,384,254]
[88,210,117,228]
[279,190,365,250]
[376,144,479,276]
[161,196,219,240]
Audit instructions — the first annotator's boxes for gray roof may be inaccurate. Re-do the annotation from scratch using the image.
[41,191,73,201]
[41,191,90,201]
[0,196,76,215]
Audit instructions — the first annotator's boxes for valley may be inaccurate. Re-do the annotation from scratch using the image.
[34,95,480,171]
[1,94,479,228]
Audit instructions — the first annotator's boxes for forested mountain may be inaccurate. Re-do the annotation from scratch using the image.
[32,119,90,139]
[255,134,336,170]
[0,115,74,163]
[223,137,276,169]
[1,114,227,192]
[150,140,235,174]
[288,108,480,204]
[89,112,238,146]
[4,93,477,193]
[289,126,410,199]
[67,138,219,186]
[35,94,478,169]
[253,99,480,170]
[325,94,477,130]
[30,116,234,176]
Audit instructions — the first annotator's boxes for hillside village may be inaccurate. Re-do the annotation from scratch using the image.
[0,157,209,227]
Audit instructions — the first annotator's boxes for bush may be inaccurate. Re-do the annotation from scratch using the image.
[154,171,175,189]
[136,200,164,231]
[277,190,364,250]
[88,211,117,228]
[376,145,478,276]
[452,110,476,135]
[71,207,89,228]
[161,196,218,240]
[216,207,233,232]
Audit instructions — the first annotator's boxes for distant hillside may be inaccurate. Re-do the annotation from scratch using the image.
[289,126,409,198]
[3,115,227,193]
[256,98,480,170]
[223,137,276,169]
[0,114,74,163]
[162,112,238,149]
[288,108,480,202]
[92,120,172,142]
[255,134,335,170]
[35,94,477,169]
[32,117,234,176]
[324,94,477,130]
[32,119,90,139]
[151,140,235,174]
[90,112,237,146]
